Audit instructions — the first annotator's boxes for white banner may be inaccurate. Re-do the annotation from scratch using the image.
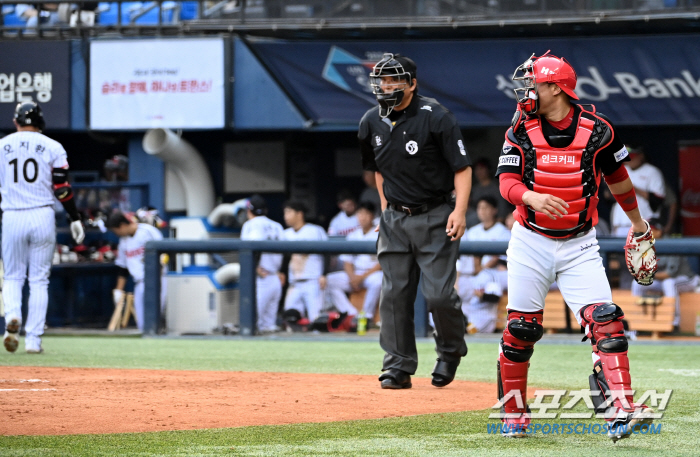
[90,38,225,130]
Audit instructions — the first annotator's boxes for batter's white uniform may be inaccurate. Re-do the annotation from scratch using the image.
[327,212,360,237]
[507,221,612,323]
[241,215,284,332]
[0,131,67,351]
[326,227,382,318]
[458,222,510,327]
[115,223,166,331]
[281,223,327,322]
[611,163,665,236]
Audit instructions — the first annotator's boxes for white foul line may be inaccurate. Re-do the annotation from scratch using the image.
[0,388,56,391]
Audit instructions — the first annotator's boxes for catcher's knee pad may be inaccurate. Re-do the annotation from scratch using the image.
[579,302,627,351]
[580,303,634,413]
[498,310,543,415]
[501,309,544,363]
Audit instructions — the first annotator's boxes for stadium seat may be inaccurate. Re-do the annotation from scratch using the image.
[179,1,199,21]
[2,5,26,27]
[133,2,183,24]
[97,2,144,25]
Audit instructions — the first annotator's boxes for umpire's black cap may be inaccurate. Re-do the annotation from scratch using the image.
[393,55,417,81]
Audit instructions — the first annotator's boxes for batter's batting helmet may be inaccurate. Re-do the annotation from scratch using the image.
[512,51,578,115]
[369,53,417,118]
[14,101,45,132]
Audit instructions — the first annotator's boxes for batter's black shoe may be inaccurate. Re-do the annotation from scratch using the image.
[379,369,412,389]
[431,358,459,387]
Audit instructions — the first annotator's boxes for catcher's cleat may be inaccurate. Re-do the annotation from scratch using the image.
[379,369,412,389]
[3,318,20,353]
[607,406,655,443]
[501,412,531,438]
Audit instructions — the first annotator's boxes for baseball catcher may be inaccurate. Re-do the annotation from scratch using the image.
[495,51,656,441]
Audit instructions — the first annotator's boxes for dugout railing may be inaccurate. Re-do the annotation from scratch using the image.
[143,237,700,337]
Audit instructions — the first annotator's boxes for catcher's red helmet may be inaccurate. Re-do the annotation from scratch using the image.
[512,51,578,114]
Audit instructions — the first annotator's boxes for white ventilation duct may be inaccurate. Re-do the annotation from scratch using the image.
[214,263,241,285]
[142,128,215,217]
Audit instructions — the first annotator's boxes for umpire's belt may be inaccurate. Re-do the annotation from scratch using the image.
[386,195,451,216]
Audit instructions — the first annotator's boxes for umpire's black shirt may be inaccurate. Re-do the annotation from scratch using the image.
[359,94,471,207]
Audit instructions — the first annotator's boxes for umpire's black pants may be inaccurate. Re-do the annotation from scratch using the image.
[377,203,467,374]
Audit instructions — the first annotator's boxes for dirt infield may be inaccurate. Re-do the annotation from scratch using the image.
[0,367,497,436]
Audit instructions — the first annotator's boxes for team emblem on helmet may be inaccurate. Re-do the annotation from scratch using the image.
[369,53,413,119]
[512,50,578,115]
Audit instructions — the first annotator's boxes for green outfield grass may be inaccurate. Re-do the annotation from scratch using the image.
[1,335,699,456]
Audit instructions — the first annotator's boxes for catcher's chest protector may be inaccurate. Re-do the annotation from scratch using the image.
[515,108,607,237]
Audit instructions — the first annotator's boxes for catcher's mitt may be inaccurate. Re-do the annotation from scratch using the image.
[624,220,657,286]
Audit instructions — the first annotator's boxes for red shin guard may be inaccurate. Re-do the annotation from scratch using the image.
[580,303,634,413]
[498,310,544,416]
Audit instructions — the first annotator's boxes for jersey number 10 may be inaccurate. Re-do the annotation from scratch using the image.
[9,158,38,183]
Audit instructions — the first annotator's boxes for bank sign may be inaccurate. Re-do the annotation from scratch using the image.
[249,35,700,127]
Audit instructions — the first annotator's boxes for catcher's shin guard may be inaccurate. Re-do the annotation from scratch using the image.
[498,310,544,418]
[580,302,635,415]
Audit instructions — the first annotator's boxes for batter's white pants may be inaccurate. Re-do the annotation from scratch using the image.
[2,207,55,349]
[134,277,167,332]
[326,270,382,318]
[631,274,699,326]
[507,222,612,324]
[284,279,323,322]
[256,274,282,331]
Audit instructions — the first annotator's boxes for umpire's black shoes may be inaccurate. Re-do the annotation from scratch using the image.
[431,358,459,387]
[379,369,412,389]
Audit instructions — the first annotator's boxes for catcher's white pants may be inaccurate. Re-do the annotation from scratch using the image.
[256,274,282,331]
[631,275,699,326]
[284,279,323,322]
[2,207,55,349]
[507,222,612,324]
[133,277,167,332]
[326,270,382,318]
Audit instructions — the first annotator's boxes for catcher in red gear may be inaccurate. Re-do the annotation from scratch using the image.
[495,51,657,441]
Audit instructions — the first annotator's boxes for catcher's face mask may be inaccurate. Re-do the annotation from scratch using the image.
[512,53,540,115]
[513,51,579,115]
[369,53,412,118]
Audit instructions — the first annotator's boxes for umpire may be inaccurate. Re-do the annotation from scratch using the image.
[359,53,472,389]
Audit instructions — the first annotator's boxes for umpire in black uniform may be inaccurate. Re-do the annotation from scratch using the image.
[359,53,472,389]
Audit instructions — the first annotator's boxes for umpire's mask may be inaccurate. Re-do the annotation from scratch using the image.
[369,53,415,118]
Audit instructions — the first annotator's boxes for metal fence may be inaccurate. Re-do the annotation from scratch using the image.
[143,237,700,337]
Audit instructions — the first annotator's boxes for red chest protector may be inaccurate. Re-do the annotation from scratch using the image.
[515,111,603,238]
